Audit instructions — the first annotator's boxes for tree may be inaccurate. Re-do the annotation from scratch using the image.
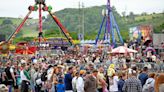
[111,6,116,12]
[129,11,135,22]
[153,12,156,15]
[141,12,147,16]
[122,11,126,17]
[2,19,13,25]
[42,16,46,20]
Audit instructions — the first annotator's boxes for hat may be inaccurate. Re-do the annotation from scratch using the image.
[109,64,115,69]
[80,70,86,75]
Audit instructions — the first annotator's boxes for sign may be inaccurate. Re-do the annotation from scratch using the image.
[129,25,152,43]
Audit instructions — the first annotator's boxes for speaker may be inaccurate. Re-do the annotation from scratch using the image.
[0,34,6,42]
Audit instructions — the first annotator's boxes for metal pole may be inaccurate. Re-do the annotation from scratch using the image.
[82,2,85,40]
[78,2,81,38]
[7,11,32,43]
[39,4,42,43]
[48,12,73,45]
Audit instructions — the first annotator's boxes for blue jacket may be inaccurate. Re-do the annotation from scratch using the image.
[56,83,65,92]
[138,73,148,86]
[64,73,73,90]
[118,79,125,92]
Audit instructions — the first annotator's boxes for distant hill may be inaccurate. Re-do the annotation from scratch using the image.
[44,5,164,40]
[0,17,38,42]
[0,5,164,43]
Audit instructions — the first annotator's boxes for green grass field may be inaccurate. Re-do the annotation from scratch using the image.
[135,13,163,21]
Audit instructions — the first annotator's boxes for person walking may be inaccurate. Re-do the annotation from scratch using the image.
[64,67,73,92]
[122,69,142,92]
[56,78,65,92]
[5,62,16,92]
[20,63,31,92]
[142,73,155,92]
[84,69,98,92]
[138,67,148,87]
[76,70,86,92]
[118,72,126,92]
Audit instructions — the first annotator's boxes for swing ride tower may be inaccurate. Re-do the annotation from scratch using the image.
[95,0,124,47]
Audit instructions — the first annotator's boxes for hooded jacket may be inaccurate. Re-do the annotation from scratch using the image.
[84,75,98,92]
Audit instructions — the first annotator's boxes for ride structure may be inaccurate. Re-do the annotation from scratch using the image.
[95,0,124,47]
[0,0,74,54]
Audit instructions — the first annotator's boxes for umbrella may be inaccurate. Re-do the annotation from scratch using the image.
[127,48,138,53]
[111,46,138,54]
[15,46,37,55]
[145,47,155,52]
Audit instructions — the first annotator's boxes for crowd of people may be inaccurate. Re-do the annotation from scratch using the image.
[0,49,163,92]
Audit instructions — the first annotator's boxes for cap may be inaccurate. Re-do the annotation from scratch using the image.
[80,70,86,75]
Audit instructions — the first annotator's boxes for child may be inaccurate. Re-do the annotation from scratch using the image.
[56,78,65,92]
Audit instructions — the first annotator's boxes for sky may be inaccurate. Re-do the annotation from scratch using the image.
[0,0,163,18]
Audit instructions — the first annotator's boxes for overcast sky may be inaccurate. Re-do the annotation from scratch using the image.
[0,0,163,18]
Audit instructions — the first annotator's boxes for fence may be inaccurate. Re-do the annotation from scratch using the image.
[67,62,164,73]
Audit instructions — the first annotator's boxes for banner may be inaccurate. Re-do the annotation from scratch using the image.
[129,25,152,43]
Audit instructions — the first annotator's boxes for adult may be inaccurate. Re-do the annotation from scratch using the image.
[118,72,126,92]
[109,73,119,92]
[84,69,98,92]
[76,70,86,92]
[138,67,148,86]
[5,62,16,92]
[72,72,78,92]
[97,67,106,92]
[142,73,155,92]
[64,67,73,92]
[20,63,31,92]
[122,69,142,92]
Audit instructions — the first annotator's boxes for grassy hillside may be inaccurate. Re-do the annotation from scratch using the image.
[44,6,164,41]
[0,5,164,43]
[0,17,38,41]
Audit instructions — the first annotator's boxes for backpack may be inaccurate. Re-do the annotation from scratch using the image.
[142,79,154,92]
[5,67,14,84]
[41,71,47,81]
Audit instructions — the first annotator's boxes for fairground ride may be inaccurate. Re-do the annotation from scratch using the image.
[95,0,124,47]
[0,0,74,55]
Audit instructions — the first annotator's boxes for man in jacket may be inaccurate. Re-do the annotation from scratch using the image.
[84,69,98,92]
[64,67,73,92]
[5,62,16,92]
[122,68,142,92]
[20,63,31,92]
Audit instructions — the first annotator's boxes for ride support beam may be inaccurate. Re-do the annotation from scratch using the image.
[95,16,105,45]
[111,12,124,45]
[103,20,107,40]
[38,4,43,43]
[48,12,74,45]
[7,11,32,43]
